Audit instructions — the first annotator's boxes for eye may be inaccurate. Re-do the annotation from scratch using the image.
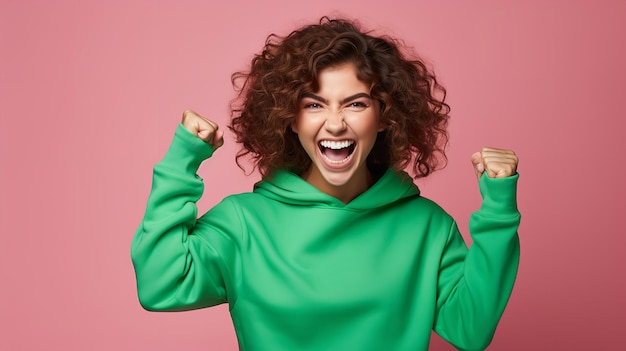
[304,102,322,109]
[347,101,369,110]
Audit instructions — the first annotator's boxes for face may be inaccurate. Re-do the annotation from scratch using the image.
[291,63,384,203]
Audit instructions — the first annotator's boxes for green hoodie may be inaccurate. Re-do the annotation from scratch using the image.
[131,125,520,351]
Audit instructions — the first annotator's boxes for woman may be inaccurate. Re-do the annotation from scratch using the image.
[131,17,520,351]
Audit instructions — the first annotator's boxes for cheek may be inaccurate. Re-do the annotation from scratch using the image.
[292,123,313,149]
[357,113,383,134]
[292,114,322,138]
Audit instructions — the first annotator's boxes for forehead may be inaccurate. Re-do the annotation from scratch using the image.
[314,63,370,94]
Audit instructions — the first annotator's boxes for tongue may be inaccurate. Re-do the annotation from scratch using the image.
[323,147,350,161]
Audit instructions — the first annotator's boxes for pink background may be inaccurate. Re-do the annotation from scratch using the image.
[1,1,625,350]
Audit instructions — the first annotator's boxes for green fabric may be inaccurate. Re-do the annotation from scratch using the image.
[131,124,521,351]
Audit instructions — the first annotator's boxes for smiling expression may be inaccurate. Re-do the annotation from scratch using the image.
[291,63,385,203]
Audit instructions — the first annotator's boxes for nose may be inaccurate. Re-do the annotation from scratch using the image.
[324,109,347,134]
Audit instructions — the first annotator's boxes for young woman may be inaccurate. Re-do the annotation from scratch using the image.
[131,17,520,351]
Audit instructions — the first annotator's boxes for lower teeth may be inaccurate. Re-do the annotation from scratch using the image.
[323,153,353,164]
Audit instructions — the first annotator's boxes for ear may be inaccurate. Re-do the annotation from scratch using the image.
[377,121,386,132]
[376,113,386,132]
[290,121,299,134]
[375,99,386,132]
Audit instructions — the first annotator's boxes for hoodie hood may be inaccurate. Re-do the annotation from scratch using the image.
[253,169,420,210]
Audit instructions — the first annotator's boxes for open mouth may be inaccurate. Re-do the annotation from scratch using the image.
[319,140,356,164]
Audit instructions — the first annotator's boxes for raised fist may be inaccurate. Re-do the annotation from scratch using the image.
[471,147,518,179]
[181,110,224,150]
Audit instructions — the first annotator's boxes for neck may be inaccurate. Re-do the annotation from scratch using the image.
[301,167,375,204]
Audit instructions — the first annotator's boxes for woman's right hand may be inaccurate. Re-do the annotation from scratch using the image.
[181,110,224,150]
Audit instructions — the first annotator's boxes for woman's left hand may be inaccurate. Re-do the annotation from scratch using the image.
[471,147,518,179]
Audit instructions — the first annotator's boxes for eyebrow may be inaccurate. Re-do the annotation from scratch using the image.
[301,92,372,105]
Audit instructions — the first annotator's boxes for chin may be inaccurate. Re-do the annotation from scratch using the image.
[319,170,358,188]
[315,155,367,189]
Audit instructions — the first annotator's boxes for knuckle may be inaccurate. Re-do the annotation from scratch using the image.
[182,109,200,120]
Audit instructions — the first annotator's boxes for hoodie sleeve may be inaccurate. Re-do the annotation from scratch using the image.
[130,124,242,311]
[433,174,521,351]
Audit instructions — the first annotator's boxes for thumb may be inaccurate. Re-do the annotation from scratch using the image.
[470,151,485,180]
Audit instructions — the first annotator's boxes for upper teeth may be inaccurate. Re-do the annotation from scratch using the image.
[320,140,354,149]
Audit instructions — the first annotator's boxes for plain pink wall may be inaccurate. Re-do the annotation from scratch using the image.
[1,1,625,350]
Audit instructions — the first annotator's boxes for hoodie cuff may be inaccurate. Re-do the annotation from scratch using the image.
[161,123,215,174]
[478,173,519,216]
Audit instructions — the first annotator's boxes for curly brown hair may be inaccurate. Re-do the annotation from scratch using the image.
[229,17,450,179]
